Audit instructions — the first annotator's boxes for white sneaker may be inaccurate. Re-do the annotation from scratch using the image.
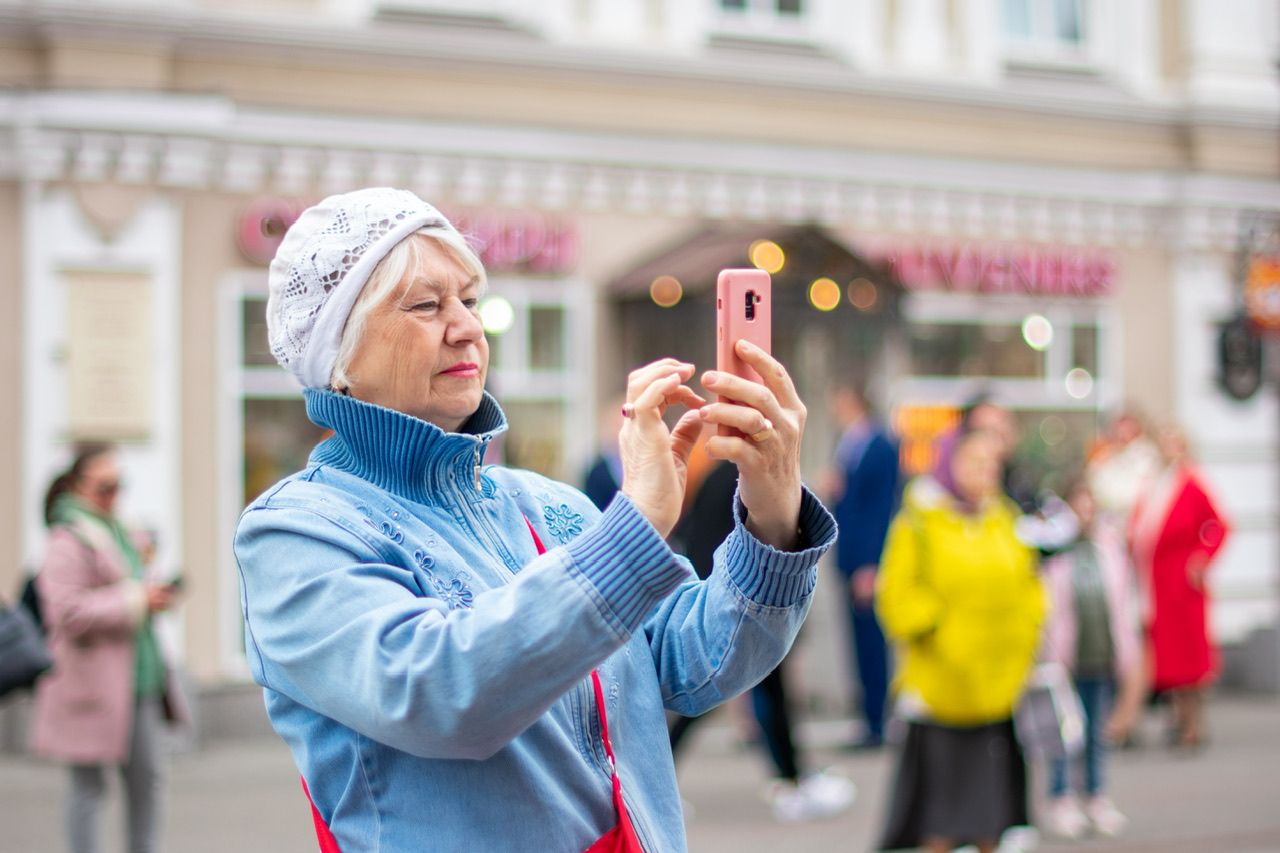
[998,825,1041,852]
[1045,795,1089,840]
[770,771,856,822]
[1085,796,1127,837]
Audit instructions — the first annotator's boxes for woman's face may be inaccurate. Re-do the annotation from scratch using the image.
[74,453,122,516]
[343,237,489,431]
[951,432,1001,506]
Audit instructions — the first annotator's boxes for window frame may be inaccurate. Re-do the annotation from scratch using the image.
[1000,0,1100,72]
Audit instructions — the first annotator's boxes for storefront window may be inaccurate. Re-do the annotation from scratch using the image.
[908,322,1043,378]
[240,297,275,367]
[529,305,566,371]
[501,399,567,476]
[243,398,328,506]
[1072,324,1098,375]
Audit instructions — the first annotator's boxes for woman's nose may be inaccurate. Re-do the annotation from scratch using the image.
[445,299,483,343]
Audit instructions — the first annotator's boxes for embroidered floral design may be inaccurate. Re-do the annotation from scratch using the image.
[543,503,585,544]
[357,505,404,544]
[378,520,404,544]
[430,573,475,610]
[412,550,473,610]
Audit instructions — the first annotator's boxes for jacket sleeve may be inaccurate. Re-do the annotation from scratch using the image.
[235,494,689,762]
[38,528,146,642]
[639,486,836,717]
[875,510,943,643]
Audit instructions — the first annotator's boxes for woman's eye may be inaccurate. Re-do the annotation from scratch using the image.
[410,301,439,312]
[462,298,480,310]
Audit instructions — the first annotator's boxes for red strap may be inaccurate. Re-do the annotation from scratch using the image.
[524,515,642,852]
[300,777,342,853]
[524,515,548,555]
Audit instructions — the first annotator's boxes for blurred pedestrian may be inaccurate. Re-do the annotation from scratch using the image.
[826,381,899,750]
[1086,410,1161,530]
[1130,426,1230,749]
[671,460,855,822]
[582,395,626,511]
[30,442,188,853]
[876,427,1046,853]
[1040,480,1142,840]
[235,188,834,850]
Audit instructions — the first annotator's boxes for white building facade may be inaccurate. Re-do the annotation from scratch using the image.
[1,0,1277,696]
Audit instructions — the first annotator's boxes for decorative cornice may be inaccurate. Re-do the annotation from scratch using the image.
[2,2,1277,130]
[1,91,1277,251]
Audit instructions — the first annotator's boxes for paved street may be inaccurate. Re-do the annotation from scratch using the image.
[1,696,1277,852]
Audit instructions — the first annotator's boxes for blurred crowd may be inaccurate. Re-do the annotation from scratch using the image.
[9,386,1231,853]
[594,386,1232,850]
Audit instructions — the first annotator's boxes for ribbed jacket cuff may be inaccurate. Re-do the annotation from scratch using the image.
[565,494,689,636]
[723,486,837,607]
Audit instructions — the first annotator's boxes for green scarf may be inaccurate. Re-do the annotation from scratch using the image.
[50,495,167,699]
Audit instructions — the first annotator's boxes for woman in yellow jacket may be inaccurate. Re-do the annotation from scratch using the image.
[876,428,1046,853]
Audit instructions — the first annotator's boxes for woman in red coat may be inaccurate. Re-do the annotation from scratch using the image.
[1129,426,1229,748]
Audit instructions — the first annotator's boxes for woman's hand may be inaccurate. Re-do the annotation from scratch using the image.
[618,359,708,538]
[699,340,806,550]
[144,583,175,614]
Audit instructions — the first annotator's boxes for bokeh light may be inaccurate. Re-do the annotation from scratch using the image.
[1039,415,1067,446]
[479,295,515,335]
[1021,314,1054,350]
[847,277,878,311]
[749,239,785,274]
[808,277,841,311]
[649,275,683,308]
[1065,367,1094,399]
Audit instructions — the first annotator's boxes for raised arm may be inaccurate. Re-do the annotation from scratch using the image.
[236,494,688,762]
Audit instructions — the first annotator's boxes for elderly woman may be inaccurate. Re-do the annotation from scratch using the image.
[235,188,835,852]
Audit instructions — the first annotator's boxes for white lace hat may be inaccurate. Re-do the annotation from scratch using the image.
[266,187,456,388]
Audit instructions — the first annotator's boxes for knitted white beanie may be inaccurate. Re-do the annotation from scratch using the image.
[266,187,456,388]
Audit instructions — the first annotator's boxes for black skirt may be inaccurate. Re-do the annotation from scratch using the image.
[878,719,1029,850]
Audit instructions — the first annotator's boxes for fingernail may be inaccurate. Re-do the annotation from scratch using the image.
[763,419,773,430]
[738,339,756,351]
[703,371,720,383]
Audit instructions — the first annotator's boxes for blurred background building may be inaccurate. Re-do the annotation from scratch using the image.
[1,0,1278,717]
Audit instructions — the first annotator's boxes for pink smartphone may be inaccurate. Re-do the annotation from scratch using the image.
[716,269,772,434]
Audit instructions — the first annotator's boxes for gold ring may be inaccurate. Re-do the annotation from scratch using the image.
[749,427,774,443]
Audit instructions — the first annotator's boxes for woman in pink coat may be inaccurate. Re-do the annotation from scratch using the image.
[30,443,188,853]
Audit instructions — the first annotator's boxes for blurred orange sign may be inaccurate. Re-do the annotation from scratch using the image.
[894,404,961,477]
[1245,255,1280,332]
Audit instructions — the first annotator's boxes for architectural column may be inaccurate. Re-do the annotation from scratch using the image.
[892,0,951,74]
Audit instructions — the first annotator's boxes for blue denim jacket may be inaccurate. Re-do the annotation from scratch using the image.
[234,389,835,852]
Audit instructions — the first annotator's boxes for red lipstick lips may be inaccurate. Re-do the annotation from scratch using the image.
[441,362,480,377]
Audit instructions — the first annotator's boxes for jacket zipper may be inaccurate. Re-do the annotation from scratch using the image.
[453,455,651,846]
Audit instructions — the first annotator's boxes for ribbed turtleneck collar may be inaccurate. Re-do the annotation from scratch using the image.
[304,388,508,506]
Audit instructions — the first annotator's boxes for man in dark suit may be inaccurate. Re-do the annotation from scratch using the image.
[827,382,900,749]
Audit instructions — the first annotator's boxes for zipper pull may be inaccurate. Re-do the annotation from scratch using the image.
[473,445,482,491]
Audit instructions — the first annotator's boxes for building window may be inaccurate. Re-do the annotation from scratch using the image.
[713,0,811,41]
[721,0,804,14]
[1002,0,1089,65]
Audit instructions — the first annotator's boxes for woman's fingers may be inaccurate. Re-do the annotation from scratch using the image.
[734,339,802,412]
[669,409,706,464]
[698,401,773,438]
[627,359,693,403]
[629,372,684,421]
